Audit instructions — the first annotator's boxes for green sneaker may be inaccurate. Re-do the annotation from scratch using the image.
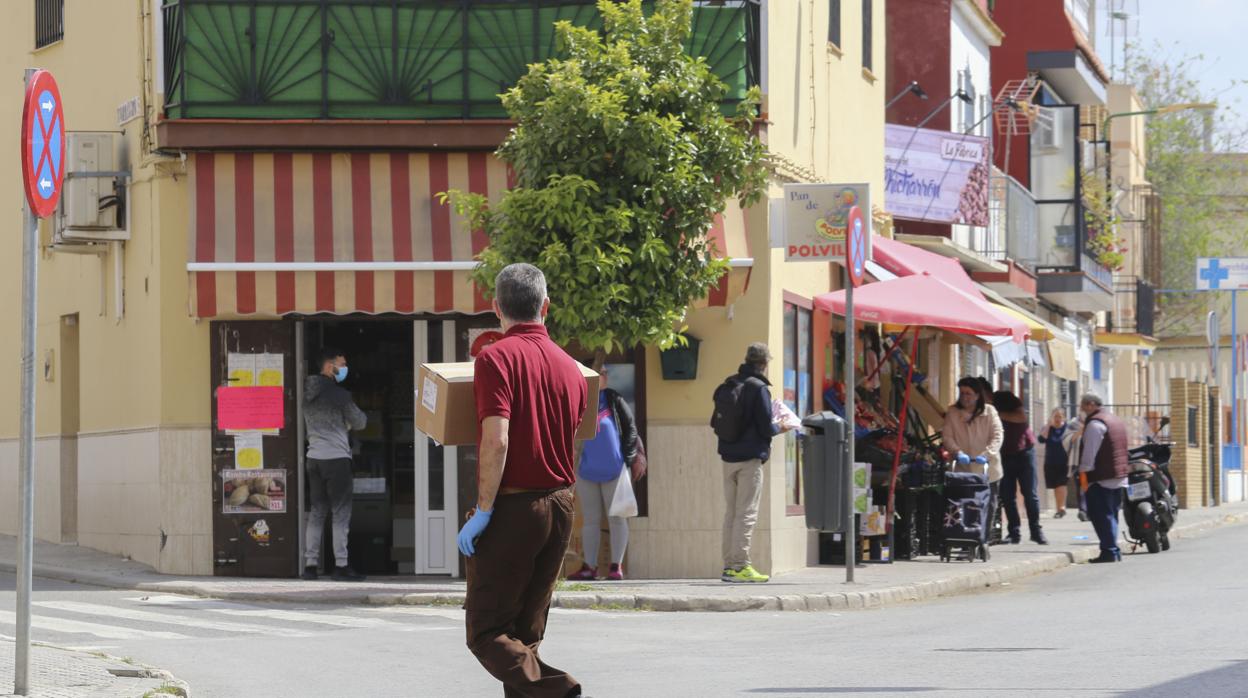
[734,565,769,583]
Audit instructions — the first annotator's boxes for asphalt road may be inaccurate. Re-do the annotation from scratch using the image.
[3,523,1247,698]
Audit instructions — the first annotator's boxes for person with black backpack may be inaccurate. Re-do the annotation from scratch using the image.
[710,343,794,583]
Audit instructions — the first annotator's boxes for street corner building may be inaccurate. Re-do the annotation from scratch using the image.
[6,0,1223,583]
[0,0,773,580]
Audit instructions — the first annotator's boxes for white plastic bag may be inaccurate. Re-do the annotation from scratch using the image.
[608,469,639,518]
[771,399,802,431]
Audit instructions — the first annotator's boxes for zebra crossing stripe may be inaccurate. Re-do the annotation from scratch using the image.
[129,595,409,629]
[33,601,313,637]
[0,609,189,641]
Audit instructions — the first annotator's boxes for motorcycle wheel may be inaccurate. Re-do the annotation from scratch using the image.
[1160,533,1171,551]
[1144,528,1161,554]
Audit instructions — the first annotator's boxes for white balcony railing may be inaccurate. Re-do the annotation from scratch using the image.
[987,169,1039,267]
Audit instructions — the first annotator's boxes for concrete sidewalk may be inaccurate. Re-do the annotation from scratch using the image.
[0,641,188,698]
[4,501,1246,613]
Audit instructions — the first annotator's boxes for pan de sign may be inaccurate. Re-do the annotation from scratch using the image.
[782,183,871,262]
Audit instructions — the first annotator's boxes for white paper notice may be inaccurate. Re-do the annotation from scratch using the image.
[234,433,264,470]
[227,353,257,387]
[421,376,438,413]
[256,353,284,388]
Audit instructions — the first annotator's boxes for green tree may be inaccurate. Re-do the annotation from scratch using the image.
[444,0,767,366]
[1125,45,1248,337]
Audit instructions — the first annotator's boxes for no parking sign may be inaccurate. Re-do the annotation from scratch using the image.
[15,67,67,695]
[20,69,66,219]
[846,205,868,287]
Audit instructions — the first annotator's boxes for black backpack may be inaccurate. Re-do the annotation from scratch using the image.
[710,374,764,443]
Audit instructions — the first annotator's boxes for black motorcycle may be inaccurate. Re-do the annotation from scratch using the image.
[1121,442,1178,554]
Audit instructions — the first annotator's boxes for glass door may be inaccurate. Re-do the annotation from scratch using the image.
[413,320,458,575]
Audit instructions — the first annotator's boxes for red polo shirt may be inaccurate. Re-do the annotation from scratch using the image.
[474,323,588,490]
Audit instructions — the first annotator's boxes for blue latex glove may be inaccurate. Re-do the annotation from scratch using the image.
[972,456,988,465]
[457,507,493,557]
[956,451,971,466]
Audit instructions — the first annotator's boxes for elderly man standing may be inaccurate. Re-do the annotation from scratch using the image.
[1078,393,1130,563]
[457,263,590,698]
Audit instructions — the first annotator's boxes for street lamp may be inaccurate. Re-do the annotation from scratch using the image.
[917,89,973,128]
[1101,102,1217,143]
[887,80,928,109]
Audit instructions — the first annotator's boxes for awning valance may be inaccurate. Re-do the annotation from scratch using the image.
[1048,338,1080,381]
[187,152,749,318]
[870,235,986,300]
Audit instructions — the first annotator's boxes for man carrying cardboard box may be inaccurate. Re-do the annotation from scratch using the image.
[457,263,590,698]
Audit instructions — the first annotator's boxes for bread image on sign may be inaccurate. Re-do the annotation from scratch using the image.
[415,362,600,446]
[222,469,287,514]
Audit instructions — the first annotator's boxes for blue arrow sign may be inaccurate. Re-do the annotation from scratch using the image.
[851,216,866,277]
[31,89,61,201]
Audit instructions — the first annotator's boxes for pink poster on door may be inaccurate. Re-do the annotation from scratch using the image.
[217,386,284,431]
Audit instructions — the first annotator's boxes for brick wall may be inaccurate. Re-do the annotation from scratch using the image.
[1169,378,1208,508]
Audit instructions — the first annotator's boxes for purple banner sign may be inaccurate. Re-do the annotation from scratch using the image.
[884,124,989,226]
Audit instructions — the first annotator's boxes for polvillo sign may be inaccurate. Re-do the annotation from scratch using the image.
[783,183,871,262]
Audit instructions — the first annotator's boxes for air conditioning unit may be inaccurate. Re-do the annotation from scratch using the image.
[55,132,129,242]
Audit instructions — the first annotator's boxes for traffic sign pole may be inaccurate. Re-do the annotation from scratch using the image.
[843,278,853,584]
[844,275,855,583]
[15,68,38,698]
[15,67,64,697]
[15,199,37,697]
[842,206,865,584]
[1234,290,1239,447]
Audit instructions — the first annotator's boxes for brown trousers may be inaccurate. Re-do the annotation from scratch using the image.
[465,487,579,698]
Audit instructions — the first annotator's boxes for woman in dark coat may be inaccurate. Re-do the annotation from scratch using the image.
[993,390,1047,545]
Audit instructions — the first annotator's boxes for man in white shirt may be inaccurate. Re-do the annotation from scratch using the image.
[1078,393,1130,563]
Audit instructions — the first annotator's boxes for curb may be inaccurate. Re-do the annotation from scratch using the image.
[366,548,1097,613]
[0,560,144,592]
[374,509,1248,613]
[8,509,1247,612]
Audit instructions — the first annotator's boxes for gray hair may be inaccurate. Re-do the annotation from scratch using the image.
[1079,392,1104,407]
[494,263,547,322]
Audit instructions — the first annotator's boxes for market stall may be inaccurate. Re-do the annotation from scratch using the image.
[814,271,1028,562]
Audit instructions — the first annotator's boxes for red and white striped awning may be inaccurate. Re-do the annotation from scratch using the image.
[187,152,750,318]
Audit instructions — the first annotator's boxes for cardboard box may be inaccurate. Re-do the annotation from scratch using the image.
[415,361,601,446]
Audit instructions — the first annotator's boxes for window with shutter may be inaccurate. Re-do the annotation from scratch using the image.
[829,0,842,47]
[862,0,873,71]
[35,0,64,49]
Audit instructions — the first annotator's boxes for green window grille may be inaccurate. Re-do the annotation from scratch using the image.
[162,0,760,120]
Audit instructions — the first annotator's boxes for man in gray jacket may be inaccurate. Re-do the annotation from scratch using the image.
[302,347,368,582]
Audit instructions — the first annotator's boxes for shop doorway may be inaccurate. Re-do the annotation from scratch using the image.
[304,319,421,575]
[301,317,497,576]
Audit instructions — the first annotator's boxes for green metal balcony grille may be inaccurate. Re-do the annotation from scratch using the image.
[162,0,760,120]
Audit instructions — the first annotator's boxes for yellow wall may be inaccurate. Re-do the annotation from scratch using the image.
[1,1,209,563]
[0,0,207,439]
[633,0,887,577]
[646,0,886,422]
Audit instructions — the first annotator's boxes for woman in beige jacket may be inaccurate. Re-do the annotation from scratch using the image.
[941,377,1004,483]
